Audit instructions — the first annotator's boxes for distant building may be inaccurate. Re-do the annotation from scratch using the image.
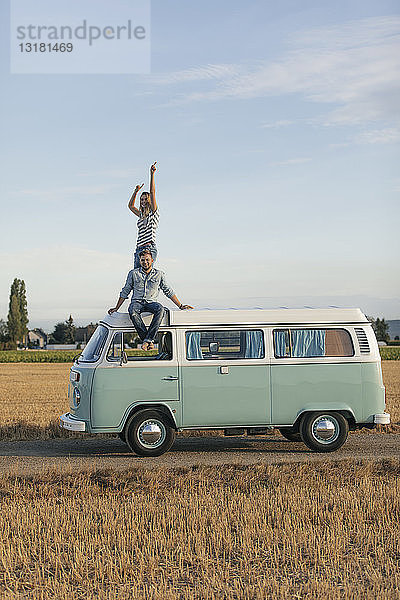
[75,323,97,344]
[28,328,47,348]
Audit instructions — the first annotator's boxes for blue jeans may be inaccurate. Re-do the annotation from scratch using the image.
[128,300,165,343]
[134,243,158,269]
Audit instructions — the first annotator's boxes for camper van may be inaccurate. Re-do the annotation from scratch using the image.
[60,308,390,456]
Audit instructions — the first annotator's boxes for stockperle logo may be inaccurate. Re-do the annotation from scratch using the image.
[10,0,150,74]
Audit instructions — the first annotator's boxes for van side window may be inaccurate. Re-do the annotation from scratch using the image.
[186,330,264,360]
[107,331,173,361]
[107,332,123,360]
[273,329,354,358]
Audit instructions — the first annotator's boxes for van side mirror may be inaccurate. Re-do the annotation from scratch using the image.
[209,342,219,354]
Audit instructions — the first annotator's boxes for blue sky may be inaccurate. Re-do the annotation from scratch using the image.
[1,0,399,330]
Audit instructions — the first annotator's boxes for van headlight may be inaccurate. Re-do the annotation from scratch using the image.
[73,387,81,405]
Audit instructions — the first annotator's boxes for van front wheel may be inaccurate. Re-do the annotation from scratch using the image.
[299,412,349,452]
[125,410,176,457]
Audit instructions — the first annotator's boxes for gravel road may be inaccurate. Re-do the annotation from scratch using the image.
[0,433,399,474]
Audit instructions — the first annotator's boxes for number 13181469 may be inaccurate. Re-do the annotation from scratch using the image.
[19,43,73,52]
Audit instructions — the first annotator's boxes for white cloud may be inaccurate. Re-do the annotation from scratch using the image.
[354,127,400,144]
[292,16,400,51]
[328,125,400,147]
[154,16,400,132]
[150,63,241,84]
[262,119,295,129]
[270,157,312,166]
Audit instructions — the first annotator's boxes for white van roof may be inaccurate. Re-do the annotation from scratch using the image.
[100,308,369,329]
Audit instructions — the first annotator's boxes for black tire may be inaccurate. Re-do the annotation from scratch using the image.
[125,410,176,457]
[299,411,349,452]
[279,428,301,442]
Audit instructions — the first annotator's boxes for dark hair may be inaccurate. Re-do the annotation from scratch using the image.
[139,192,151,217]
[139,248,152,257]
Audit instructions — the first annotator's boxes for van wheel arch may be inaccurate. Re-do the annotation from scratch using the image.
[293,410,355,431]
[122,404,177,433]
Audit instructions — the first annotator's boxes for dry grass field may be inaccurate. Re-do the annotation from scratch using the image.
[0,461,398,600]
[0,366,399,599]
[383,361,400,429]
[0,364,71,440]
[0,362,399,441]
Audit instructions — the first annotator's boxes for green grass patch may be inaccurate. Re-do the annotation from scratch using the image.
[0,348,157,363]
[380,347,400,360]
[0,350,78,363]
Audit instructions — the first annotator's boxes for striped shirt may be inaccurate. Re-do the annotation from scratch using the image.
[136,208,159,248]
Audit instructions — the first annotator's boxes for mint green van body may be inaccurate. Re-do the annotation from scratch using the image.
[60,308,390,455]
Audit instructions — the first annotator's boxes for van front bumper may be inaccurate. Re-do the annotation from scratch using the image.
[373,413,391,425]
[60,413,86,432]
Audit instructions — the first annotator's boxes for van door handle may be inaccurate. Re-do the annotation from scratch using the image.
[162,376,178,381]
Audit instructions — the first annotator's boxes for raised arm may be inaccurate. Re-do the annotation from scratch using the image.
[128,183,144,217]
[149,162,157,212]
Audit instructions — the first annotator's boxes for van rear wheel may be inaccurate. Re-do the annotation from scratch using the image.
[125,410,176,457]
[299,411,349,452]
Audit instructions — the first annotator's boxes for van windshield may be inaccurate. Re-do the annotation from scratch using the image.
[79,325,108,362]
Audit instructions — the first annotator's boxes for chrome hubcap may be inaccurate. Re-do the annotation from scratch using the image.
[138,420,166,449]
[311,415,340,444]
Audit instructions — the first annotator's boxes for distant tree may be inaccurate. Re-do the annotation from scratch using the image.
[50,322,69,344]
[65,315,76,344]
[374,318,390,343]
[7,295,22,346]
[395,336,399,341]
[19,280,29,339]
[50,316,76,344]
[7,278,29,346]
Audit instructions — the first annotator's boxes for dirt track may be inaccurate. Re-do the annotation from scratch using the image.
[0,433,399,475]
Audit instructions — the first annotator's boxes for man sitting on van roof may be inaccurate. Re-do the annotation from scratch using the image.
[108,249,193,351]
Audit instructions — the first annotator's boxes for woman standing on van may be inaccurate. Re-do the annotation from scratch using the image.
[129,161,159,268]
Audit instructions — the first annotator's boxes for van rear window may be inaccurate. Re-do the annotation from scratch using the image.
[273,329,354,358]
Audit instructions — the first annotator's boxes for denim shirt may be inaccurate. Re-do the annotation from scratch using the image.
[120,268,175,303]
